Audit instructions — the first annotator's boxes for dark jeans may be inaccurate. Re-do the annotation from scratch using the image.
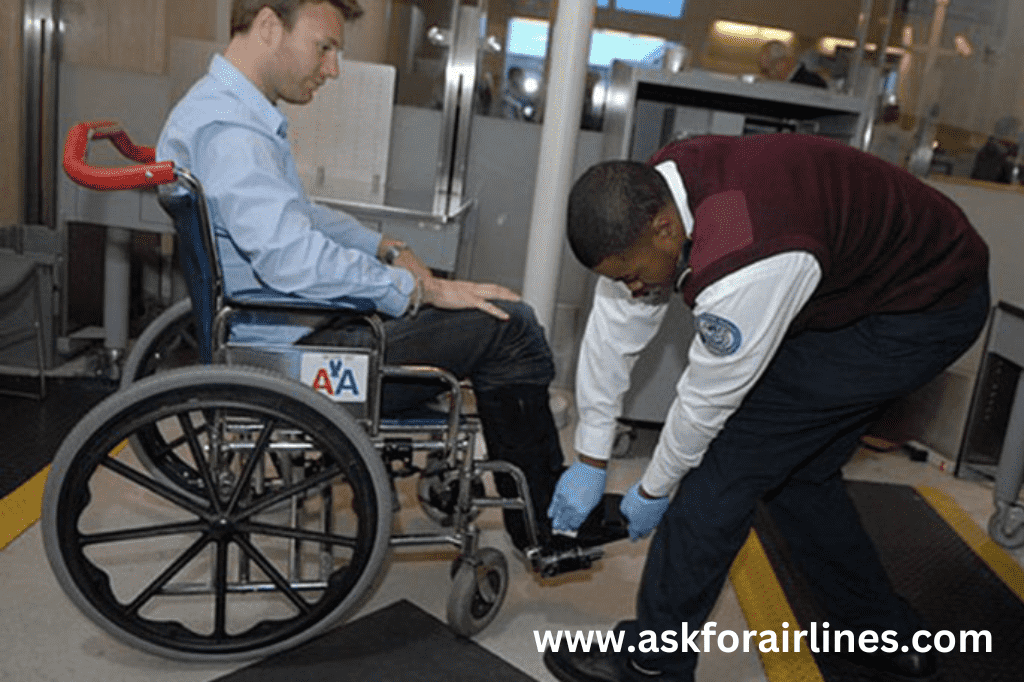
[301,299,564,546]
[623,281,991,679]
[301,299,555,410]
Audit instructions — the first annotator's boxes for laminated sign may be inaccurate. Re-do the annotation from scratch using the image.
[300,352,369,402]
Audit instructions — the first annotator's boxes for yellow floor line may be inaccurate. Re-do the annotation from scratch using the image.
[0,465,51,551]
[1,441,129,553]
[730,529,826,682]
[915,485,1024,603]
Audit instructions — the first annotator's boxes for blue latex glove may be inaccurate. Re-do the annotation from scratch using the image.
[547,461,607,533]
[620,481,671,541]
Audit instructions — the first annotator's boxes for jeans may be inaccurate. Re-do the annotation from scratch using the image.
[301,299,564,547]
[623,281,991,679]
[301,299,556,412]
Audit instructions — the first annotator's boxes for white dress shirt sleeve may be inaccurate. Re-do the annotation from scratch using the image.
[574,276,670,460]
[639,251,822,497]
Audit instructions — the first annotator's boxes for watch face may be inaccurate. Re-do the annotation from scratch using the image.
[386,244,407,264]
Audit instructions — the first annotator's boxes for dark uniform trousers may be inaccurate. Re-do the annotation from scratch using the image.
[621,280,990,679]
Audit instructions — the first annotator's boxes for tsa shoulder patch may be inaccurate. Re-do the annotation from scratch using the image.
[695,313,742,356]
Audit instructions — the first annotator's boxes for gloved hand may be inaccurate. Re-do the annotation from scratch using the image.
[620,481,671,541]
[547,461,607,533]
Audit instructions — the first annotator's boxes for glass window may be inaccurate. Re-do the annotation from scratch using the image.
[506,17,549,59]
[589,29,667,68]
[614,0,685,18]
[503,18,667,127]
[505,18,667,72]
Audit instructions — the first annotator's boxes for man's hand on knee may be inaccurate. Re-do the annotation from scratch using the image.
[547,458,607,532]
[421,278,520,320]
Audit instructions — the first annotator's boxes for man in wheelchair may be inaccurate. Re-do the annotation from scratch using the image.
[156,0,623,557]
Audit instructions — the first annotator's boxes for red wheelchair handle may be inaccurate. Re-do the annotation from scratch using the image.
[63,120,177,191]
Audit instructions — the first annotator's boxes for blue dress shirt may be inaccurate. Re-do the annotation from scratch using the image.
[157,55,415,343]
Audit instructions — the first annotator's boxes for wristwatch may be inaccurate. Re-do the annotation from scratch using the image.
[382,242,409,265]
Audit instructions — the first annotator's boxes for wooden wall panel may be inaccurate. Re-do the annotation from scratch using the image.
[62,0,168,74]
[166,0,217,41]
[0,0,23,225]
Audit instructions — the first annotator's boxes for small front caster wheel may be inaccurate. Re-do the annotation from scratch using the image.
[988,505,1024,549]
[447,547,509,637]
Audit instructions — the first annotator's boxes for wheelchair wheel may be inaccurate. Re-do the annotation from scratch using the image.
[988,505,1024,549]
[446,547,508,637]
[417,457,484,527]
[119,299,210,496]
[42,366,392,661]
[121,298,199,387]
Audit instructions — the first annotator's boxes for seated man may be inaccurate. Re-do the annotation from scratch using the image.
[157,0,582,550]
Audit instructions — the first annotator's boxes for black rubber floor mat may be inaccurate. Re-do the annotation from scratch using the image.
[754,480,1024,681]
[0,377,116,498]
[209,599,538,682]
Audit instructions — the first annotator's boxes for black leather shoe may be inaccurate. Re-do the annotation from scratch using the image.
[543,649,682,682]
[834,648,938,679]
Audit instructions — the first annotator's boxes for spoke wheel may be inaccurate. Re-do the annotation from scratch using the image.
[42,367,391,661]
[121,299,201,386]
[121,299,209,496]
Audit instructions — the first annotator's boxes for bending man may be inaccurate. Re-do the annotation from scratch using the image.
[545,133,989,681]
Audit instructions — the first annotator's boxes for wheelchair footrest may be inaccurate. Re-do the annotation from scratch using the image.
[529,494,630,578]
[531,544,606,578]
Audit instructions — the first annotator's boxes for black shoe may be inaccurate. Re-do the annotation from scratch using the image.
[509,493,630,553]
[548,493,630,550]
[834,648,938,679]
[543,649,683,682]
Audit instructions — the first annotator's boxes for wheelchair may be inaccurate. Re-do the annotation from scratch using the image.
[44,121,619,662]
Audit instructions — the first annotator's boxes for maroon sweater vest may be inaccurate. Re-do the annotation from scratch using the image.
[649,135,989,334]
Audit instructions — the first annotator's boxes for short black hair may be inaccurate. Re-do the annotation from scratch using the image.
[231,0,363,37]
[566,160,673,269]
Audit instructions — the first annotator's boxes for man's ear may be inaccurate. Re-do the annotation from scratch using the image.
[253,6,284,47]
[650,206,684,249]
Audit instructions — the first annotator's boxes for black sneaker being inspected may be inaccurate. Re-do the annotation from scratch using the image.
[548,493,630,549]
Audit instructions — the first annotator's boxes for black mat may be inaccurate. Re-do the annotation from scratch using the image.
[0,377,116,498]
[210,600,538,682]
[755,480,1024,681]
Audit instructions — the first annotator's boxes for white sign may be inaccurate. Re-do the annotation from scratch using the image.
[300,352,369,403]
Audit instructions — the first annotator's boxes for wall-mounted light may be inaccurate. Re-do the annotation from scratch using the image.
[901,25,914,47]
[954,33,973,57]
[711,20,794,45]
[817,36,906,58]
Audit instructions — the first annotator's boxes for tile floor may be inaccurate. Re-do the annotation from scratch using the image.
[1,408,1021,682]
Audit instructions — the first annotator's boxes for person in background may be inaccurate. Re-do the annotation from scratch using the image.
[758,39,829,88]
[971,115,1021,183]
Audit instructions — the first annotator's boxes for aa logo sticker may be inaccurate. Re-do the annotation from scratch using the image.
[300,352,369,403]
